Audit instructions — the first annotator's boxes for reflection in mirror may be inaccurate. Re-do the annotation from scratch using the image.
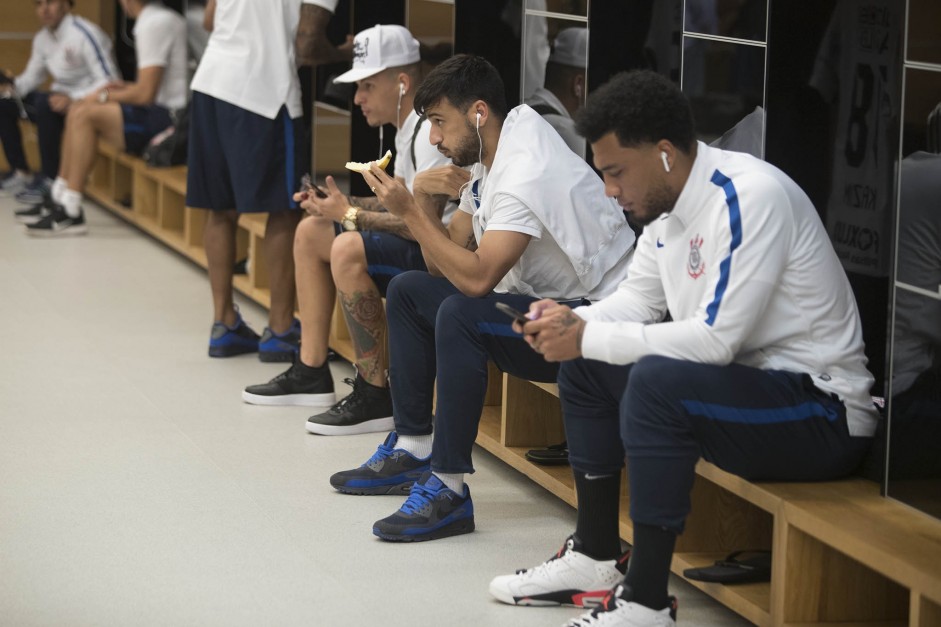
[681,37,764,144]
[523,19,587,157]
[454,0,523,110]
[886,69,941,520]
[907,0,941,66]
[526,0,587,15]
[684,0,766,42]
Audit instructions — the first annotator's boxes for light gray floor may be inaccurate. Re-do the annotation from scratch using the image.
[0,196,753,626]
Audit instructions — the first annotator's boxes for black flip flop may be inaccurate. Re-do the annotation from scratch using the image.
[683,550,772,584]
[525,441,569,465]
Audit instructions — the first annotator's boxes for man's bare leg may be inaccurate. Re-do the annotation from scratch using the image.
[265,210,303,334]
[294,215,337,368]
[204,209,239,326]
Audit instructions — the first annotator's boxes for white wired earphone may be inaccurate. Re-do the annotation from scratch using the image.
[476,110,483,164]
[661,151,671,173]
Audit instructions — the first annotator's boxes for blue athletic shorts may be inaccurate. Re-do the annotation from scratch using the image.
[333,226,427,294]
[185,91,307,213]
[121,103,172,155]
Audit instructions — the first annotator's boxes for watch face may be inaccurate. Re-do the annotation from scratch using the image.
[342,219,356,231]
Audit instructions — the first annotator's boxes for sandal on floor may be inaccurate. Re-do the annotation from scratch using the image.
[683,550,772,584]
[525,441,569,465]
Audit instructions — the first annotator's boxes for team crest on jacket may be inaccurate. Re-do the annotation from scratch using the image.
[688,235,705,278]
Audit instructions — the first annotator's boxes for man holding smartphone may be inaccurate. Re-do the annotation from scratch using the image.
[241,25,454,436]
[330,54,635,543]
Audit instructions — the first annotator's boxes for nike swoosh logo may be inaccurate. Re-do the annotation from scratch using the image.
[583,473,613,480]
[656,238,664,248]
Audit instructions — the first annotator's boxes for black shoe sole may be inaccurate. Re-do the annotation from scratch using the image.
[373,517,476,542]
[332,481,415,496]
[258,350,296,363]
[208,344,259,358]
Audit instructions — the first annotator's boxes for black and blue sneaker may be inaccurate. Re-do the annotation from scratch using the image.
[208,310,260,357]
[329,432,430,495]
[373,471,475,542]
[258,318,301,362]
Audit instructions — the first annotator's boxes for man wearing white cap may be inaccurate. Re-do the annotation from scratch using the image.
[186,0,348,361]
[525,26,588,158]
[241,24,455,438]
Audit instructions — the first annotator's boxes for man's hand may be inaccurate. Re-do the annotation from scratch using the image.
[362,163,417,219]
[412,165,470,198]
[515,299,586,362]
[296,175,349,221]
[48,93,71,112]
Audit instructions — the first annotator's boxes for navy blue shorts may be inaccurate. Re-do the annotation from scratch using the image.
[121,104,172,155]
[185,91,307,213]
[331,225,427,294]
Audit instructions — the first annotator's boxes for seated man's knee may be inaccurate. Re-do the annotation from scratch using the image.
[330,231,367,273]
[386,270,429,308]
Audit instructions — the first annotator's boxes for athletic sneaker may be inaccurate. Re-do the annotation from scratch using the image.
[242,358,336,406]
[14,176,50,205]
[258,318,301,362]
[14,197,56,225]
[329,431,430,495]
[208,310,260,357]
[305,373,394,435]
[372,471,475,542]
[565,584,677,627]
[1,171,30,196]
[489,535,630,608]
[25,206,87,237]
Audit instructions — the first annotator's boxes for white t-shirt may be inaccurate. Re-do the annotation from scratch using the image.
[190,0,332,119]
[577,142,879,437]
[14,14,117,99]
[134,2,188,110]
[524,87,585,159]
[458,105,634,301]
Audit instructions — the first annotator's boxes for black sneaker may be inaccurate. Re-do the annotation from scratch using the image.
[372,471,475,542]
[208,310,260,357]
[258,318,301,362]
[242,359,336,407]
[25,205,87,237]
[305,373,394,435]
[15,197,57,225]
[329,431,430,495]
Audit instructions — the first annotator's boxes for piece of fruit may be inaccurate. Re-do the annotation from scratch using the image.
[345,149,392,173]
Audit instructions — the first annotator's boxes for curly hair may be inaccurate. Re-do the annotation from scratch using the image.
[575,70,696,153]
[414,54,508,121]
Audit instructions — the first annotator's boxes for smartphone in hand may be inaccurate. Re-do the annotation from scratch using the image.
[300,173,328,199]
[495,302,530,325]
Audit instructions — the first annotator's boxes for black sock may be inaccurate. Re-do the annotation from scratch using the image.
[624,522,676,611]
[573,470,622,560]
[297,358,327,373]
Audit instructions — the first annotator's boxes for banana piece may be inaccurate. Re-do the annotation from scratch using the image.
[345,149,392,173]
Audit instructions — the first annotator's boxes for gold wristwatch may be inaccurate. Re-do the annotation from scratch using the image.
[341,206,359,231]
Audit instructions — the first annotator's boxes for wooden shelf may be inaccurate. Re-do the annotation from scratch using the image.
[86,140,941,627]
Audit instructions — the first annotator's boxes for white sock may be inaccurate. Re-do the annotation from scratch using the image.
[52,177,68,204]
[62,189,83,218]
[433,471,465,494]
[396,434,433,459]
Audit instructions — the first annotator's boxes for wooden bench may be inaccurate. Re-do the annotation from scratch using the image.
[86,140,941,627]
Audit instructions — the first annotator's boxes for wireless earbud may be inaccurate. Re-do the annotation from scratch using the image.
[661,151,671,173]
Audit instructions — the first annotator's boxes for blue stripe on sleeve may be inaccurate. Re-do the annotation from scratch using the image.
[681,399,840,424]
[705,170,742,326]
[72,19,114,79]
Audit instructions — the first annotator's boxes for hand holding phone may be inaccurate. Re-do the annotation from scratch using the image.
[495,302,530,325]
[300,173,328,199]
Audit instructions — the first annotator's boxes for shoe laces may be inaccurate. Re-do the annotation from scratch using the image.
[399,481,438,515]
[330,376,365,415]
[364,438,396,468]
[515,537,572,576]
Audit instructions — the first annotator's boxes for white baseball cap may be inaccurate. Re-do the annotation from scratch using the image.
[333,24,421,84]
[549,27,588,68]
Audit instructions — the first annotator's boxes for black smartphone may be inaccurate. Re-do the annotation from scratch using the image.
[300,174,328,198]
[495,302,529,324]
